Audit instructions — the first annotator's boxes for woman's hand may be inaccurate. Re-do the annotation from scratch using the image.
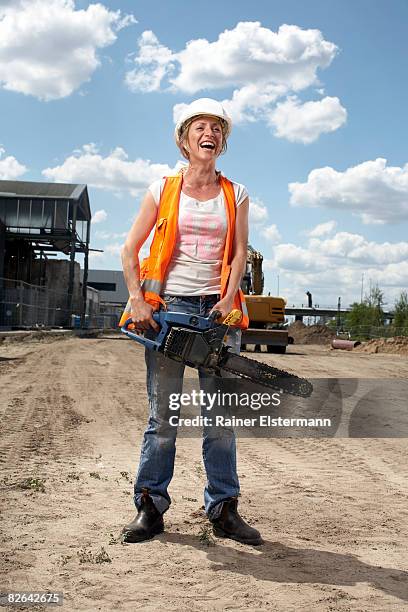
[130,295,160,331]
[210,295,235,321]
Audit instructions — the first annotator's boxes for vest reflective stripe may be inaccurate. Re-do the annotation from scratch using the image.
[142,278,162,294]
[119,172,249,329]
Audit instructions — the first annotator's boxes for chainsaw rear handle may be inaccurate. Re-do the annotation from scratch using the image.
[121,313,163,350]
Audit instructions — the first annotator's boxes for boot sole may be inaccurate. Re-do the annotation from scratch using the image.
[212,525,263,546]
[122,523,164,543]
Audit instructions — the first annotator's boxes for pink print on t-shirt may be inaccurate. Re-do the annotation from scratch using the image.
[178,210,226,260]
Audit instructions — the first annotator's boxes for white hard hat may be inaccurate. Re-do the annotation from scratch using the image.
[174,98,232,146]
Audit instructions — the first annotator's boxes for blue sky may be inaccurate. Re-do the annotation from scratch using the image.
[1,0,407,308]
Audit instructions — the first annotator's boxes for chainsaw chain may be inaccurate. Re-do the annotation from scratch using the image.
[220,352,313,398]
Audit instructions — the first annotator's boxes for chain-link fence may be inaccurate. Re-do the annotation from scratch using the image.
[0,277,114,329]
[336,324,408,340]
[0,277,74,328]
[96,303,123,330]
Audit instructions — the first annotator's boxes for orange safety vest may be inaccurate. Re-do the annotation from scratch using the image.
[119,172,249,329]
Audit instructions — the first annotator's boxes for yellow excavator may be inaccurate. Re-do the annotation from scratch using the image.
[241,245,290,353]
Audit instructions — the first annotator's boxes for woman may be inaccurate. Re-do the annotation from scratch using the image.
[120,98,263,546]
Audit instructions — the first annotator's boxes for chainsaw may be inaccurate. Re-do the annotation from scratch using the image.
[121,310,313,398]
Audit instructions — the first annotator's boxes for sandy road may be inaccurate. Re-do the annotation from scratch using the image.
[1,335,408,611]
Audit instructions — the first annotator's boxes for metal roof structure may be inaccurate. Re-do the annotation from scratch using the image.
[0,179,91,255]
[0,180,86,199]
[0,179,91,223]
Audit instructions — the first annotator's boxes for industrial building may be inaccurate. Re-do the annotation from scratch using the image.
[81,268,128,327]
[0,179,93,328]
[83,269,128,304]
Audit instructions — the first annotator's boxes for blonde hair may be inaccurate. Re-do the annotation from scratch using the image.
[178,115,229,160]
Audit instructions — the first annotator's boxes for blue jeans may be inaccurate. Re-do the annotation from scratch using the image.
[134,294,241,520]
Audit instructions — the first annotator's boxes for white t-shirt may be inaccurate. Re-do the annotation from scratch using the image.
[148,177,248,296]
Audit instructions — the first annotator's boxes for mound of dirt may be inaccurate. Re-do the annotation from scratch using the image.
[354,336,408,355]
[288,320,336,345]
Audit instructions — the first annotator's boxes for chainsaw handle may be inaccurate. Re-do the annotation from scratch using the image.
[208,309,222,323]
[121,316,162,350]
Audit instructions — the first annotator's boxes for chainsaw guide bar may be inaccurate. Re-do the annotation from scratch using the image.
[219,352,313,398]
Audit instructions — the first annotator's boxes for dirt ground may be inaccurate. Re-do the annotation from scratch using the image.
[1,335,408,611]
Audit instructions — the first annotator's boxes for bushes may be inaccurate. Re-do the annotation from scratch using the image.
[393,291,408,335]
[345,285,385,340]
[344,287,408,340]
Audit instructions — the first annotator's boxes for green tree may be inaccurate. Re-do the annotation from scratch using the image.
[365,283,385,325]
[345,284,385,339]
[394,291,408,335]
[345,302,373,338]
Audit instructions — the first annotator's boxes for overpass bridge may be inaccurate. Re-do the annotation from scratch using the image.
[285,306,394,321]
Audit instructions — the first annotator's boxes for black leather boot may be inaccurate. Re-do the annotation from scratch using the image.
[210,498,263,546]
[122,488,164,543]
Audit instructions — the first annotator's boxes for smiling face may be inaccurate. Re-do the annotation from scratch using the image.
[181,115,225,161]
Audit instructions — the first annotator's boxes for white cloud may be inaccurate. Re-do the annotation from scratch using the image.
[268,96,347,143]
[248,199,282,245]
[88,250,104,266]
[94,230,127,239]
[0,146,27,179]
[277,262,408,308]
[221,83,287,124]
[92,209,107,224]
[0,0,135,101]
[42,144,173,196]
[172,102,189,126]
[309,231,408,265]
[274,231,408,271]
[306,220,337,237]
[274,243,326,272]
[104,243,123,256]
[0,0,17,12]
[249,197,269,223]
[126,22,343,143]
[369,261,408,291]
[289,158,408,224]
[89,239,150,269]
[125,30,175,93]
[170,22,337,94]
[264,230,408,306]
[261,224,281,243]
[0,1,26,15]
